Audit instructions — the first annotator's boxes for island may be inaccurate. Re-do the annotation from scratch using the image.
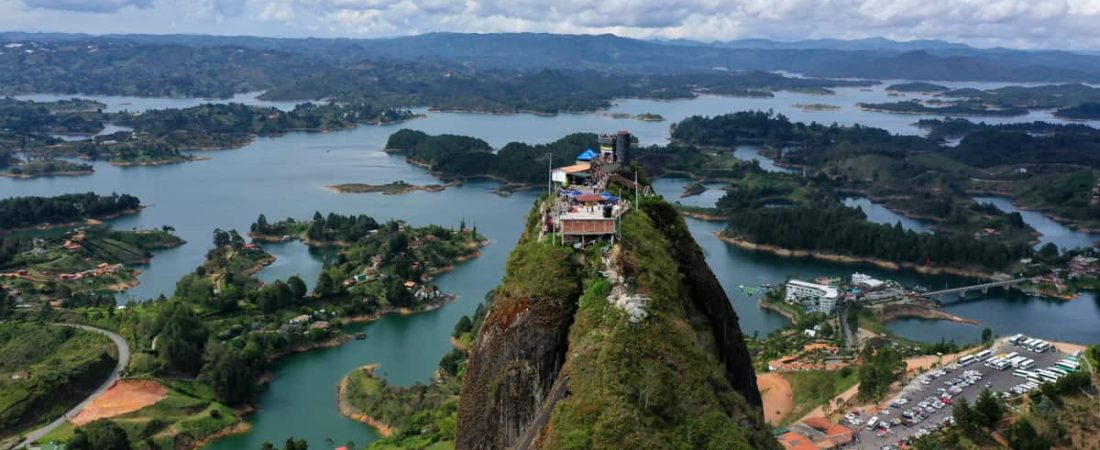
[793,103,841,112]
[0,158,94,178]
[1055,102,1100,120]
[325,180,455,195]
[857,100,1027,116]
[885,82,951,93]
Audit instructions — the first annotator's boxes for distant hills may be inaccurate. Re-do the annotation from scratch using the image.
[2,31,1100,82]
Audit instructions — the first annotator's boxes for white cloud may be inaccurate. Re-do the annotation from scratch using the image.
[6,0,1100,49]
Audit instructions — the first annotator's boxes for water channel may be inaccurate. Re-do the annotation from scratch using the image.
[3,82,1099,448]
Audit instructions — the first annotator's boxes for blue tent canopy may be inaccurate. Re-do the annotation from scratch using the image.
[576,148,598,161]
[600,192,620,202]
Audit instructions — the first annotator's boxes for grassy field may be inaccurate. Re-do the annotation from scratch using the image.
[780,368,860,425]
[0,323,117,440]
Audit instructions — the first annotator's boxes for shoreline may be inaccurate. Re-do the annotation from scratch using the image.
[109,156,210,167]
[0,169,94,179]
[875,302,980,325]
[715,232,995,279]
[337,365,396,437]
[679,209,727,222]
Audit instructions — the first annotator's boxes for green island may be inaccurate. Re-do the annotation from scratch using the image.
[665,111,1100,249]
[325,180,454,195]
[885,82,951,93]
[943,83,1100,109]
[857,99,1028,116]
[0,192,143,231]
[0,322,118,444]
[1055,102,1100,120]
[0,158,94,179]
[635,112,665,121]
[793,103,841,112]
[1,98,418,169]
[1,210,487,449]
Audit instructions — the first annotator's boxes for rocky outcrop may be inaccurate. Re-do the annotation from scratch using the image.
[642,200,764,410]
[456,197,771,450]
[455,294,578,450]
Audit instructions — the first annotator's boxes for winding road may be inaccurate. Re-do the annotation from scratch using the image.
[15,324,130,449]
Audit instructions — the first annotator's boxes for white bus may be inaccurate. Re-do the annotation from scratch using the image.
[1027,375,1043,385]
[959,355,976,366]
[1018,359,1035,370]
[1014,369,1036,379]
[866,417,879,430]
[975,350,992,361]
[1036,369,1062,381]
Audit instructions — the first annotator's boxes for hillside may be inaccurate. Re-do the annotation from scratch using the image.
[455,195,776,449]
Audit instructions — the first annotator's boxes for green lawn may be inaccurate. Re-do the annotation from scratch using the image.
[781,368,860,425]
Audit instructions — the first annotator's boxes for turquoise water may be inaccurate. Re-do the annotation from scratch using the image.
[2,84,1098,448]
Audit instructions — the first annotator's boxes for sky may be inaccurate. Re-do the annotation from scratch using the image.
[2,0,1099,49]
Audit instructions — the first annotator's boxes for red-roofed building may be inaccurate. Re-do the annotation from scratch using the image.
[778,431,820,450]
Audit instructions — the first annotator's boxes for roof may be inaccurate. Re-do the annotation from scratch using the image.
[786,279,839,299]
[554,163,591,175]
[777,431,820,450]
[575,193,606,202]
[802,418,851,436]
[576,148,598,161]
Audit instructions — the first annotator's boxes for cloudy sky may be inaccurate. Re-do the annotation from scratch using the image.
[2,0,1098,49]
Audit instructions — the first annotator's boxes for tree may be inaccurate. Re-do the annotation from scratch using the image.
[158,303,209,375]
[315,272,336,298]
[253,214,269,233]
[1038,242,1059,260]
[952,397,979,435]
[981,327,993,343]
[287,275,308,303]
[69,420,131,450]
[452,315,473,337]
[213,228,230,247]
[200,342,259,405]
[1009,417,1050,450]
[974,388,1003,428]
[0,287,13,320]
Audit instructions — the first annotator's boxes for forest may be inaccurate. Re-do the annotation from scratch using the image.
[386,129,601,184]
[724,205,1033,270]
[0,192,141,231]
[857,100,1027,117]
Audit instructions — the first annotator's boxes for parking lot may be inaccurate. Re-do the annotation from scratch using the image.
[843,336,1076,450]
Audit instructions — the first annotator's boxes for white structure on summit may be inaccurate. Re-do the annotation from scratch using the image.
[785,279,839,314]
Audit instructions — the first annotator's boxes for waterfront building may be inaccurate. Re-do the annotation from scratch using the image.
[785,279,839,314]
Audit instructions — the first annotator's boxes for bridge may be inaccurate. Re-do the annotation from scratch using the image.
[921,277,1037,302]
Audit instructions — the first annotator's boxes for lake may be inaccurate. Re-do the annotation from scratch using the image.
[3,82,1099,448]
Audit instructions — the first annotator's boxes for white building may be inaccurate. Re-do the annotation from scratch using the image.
[851,272,884,289]
[785,279,839,314]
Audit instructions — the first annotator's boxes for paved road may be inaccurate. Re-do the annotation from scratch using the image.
[15,324,130,449]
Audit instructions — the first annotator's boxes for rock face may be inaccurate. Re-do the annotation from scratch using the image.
[456,198,771,450]
[455,295,577,450]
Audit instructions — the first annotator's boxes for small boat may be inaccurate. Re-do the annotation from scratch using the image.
[354,332,367,340]
[760,283,773,288]
[738,284,745,289]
